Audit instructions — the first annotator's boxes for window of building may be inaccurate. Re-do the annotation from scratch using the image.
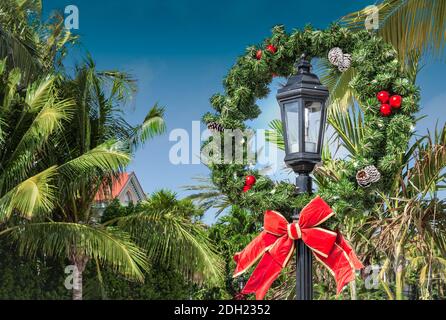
[126,190,133,204]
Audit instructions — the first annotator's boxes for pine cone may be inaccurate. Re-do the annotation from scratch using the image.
[365,165,381,183]
[207,121,224,133]
[338,54,352,72]
[328,47,344,66]
[356,169,371,188]
[356,165,381,188]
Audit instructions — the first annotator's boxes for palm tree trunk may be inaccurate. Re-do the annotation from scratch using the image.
[70,252,89,300]
[394,234,406,300]
[395,264,404,300]
[379,259,394,300]
[72,268,83,301]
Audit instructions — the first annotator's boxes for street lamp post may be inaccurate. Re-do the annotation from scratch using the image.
[276,54,329,300]
[238,276,245,292]
[235,276,246,300]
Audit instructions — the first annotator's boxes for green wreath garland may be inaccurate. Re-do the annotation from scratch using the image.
[202,24,420,223]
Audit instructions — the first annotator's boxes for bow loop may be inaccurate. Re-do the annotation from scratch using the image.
[301,227,337,258]
[264,210,288,235]
[299,196,335,228]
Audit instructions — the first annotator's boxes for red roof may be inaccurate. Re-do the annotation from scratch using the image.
[94,173,130,202]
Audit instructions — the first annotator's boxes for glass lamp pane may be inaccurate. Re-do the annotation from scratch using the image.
[284,101,300,153]
[304,101,322,153]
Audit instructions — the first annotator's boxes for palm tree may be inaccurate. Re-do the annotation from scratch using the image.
[0,0,74,85]
[0,59,158,300]
[20,59,166,300]
[0,2,222,299]
[368,124,446,299]
[3,58,223,300]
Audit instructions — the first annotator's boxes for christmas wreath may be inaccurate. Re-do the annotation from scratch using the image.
[202,24,420,222]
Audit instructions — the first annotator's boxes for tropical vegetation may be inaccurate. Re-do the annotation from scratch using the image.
[0,0,222,300]
[0,0,445,301]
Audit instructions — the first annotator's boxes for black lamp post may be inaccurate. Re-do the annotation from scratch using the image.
[238,276,245,292]
[235,276,246,300]
[276,54,329,300]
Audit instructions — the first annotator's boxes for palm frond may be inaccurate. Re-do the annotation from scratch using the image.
[25,75,56,111]
[316,58,356,112]
[327,103,364,157]
[131,103,166,148]
[112,209,224,285]
[406,123,446,196]
[265,119,285,151]
[341,0,446,65]
[183,176,232,216]
[0,25,41,84]
[2,96,74,189]
[0,166,57,220]
[57,139,131,182]
[0,0,75,83]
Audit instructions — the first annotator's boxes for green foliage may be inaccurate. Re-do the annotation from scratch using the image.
[203,206,261,298]
[0,2,170,299]
[99,196,219,300]
[0,235,193,300]
[0,56,167,299]
[183,175,233,217]
[0,69,74,222]
[0,193,219,300]
[265,119,285,151]
[0,238,70,300]
[111,190,223,286]
[86,263,193,300]
[341,0,446,67]
[101,199,141,223]
[4,221,149,282]
[0,0,76,84]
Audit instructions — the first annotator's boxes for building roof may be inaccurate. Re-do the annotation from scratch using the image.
[94,172,145,202]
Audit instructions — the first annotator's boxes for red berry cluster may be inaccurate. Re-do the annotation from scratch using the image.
[377,91,402,117]
[255,44,277,60]
[243,175,256,193]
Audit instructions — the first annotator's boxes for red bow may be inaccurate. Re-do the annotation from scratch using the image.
[233,196,363,300]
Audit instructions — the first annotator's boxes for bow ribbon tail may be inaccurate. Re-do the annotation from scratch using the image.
[233,231,279,278]
[336,233,364,270]
[242,236,294,300]
[313,233,364,294]
[242,252,284,300]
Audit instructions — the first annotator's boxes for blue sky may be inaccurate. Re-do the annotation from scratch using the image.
[43,0,446,223]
